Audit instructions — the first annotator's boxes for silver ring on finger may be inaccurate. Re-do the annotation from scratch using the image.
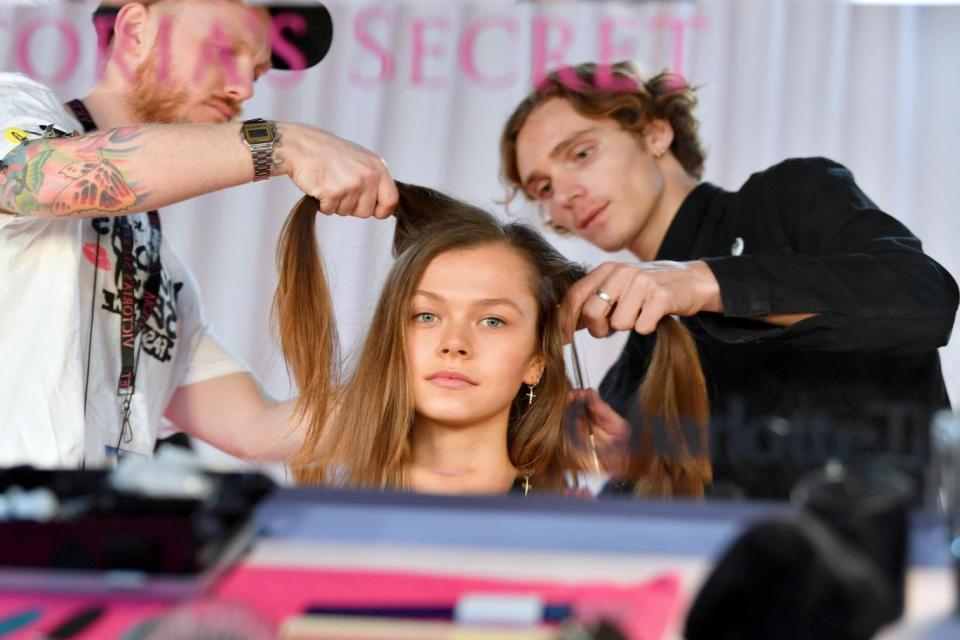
[594,288,615,306]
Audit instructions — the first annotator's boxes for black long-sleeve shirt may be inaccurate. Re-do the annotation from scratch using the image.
[599,157,959,499]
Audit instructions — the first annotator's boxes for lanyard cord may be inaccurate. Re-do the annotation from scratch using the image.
[66,99,163,455]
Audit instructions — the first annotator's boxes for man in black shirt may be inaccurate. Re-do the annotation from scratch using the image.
[499,61,958,498]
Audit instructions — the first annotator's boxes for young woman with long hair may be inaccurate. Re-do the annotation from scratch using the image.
[274,183,711,496]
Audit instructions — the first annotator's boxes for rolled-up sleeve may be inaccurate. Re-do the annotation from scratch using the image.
[700,158,958,354]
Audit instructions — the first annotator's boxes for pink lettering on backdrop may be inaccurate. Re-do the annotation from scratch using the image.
[15,16,80,85]
[269,11,307,89]
[649,14,706,77]
[5,6,709,90]
[351,6,395,87]
[92,13,114,79]
[531,17,581,91]
[458,16,517,89]
[191,21,238,89]
[99,14,176,85]
[100,13,136,84]
[596,17,642,91]
[411,16,449,88]
[153,15,175,86]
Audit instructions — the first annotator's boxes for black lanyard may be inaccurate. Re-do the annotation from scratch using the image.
[66,99,163,446]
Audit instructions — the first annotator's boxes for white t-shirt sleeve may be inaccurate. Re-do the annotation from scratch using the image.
[0,72,80,161]
[157,331,252,438]
[180,330,251,387]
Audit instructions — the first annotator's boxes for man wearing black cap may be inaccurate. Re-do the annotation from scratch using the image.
[0,0,396,468]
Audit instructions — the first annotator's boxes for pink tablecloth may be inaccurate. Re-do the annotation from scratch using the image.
[0,565,683,639]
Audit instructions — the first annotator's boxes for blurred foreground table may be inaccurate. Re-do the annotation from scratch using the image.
[0,487,955,638]
[244,489,958,639]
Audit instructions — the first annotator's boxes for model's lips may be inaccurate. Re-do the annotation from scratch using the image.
[577,203,608,230]
[427,369,478,389]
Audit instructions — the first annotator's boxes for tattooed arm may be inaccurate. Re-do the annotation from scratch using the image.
[0,122,397,219]
[0,124,246,218]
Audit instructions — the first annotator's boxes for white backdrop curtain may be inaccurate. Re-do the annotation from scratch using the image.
[2,0,958,464]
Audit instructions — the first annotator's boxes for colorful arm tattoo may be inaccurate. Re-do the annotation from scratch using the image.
[0,126,147,218]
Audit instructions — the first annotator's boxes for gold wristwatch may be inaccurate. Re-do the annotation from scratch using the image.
[240,118,276,182]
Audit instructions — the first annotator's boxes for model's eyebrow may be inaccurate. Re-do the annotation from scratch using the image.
[521,127,599,193]
[414,291,526,317]
[476,297,525,316]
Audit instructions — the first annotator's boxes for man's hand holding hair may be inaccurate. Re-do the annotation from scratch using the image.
[560,260,722,342]
[569,387,631,477]
[273,123,397,220]
[0,120,399,221]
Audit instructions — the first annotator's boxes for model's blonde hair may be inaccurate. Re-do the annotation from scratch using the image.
[275,183,711,496]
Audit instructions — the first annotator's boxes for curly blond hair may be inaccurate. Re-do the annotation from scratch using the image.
[500,61,705,201]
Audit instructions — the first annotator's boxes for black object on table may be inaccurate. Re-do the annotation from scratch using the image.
[686,460,914,640]
[0,466,274,597]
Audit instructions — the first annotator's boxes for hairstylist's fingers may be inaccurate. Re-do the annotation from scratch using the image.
[569,388,601,415]
[582,388,607,412]
[559,269,599,337]
[567,388,584,405]
[317,192,343,215]
[560,263,615,341]
[353,182,378,219]
[581,265,634,338]
[374,171,399,219]
[580,388,606,419]
[346,162,383,218]
[569,389,598,443]
[578,389,629,474]
[585,390,627,432]
[580,299,612,339]
[609,273,648,332]
[634,288,669,334]
[336,190,361,217]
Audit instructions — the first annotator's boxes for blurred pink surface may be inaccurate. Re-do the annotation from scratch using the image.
[0,565,683,639]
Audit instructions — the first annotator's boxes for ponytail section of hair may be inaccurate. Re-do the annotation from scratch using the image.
[628,317,712,497]
[273,196,339,484]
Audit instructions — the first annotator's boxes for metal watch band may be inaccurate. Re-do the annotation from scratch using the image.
[250,144,273,182]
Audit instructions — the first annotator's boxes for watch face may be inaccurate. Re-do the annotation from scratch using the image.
[243,123,274,143]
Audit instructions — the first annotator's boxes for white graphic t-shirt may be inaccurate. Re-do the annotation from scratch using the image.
[0,72,246,468]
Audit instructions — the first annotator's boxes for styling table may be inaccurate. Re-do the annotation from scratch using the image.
[0,488,956,639]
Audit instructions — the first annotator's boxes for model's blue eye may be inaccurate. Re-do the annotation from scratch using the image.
[481,317,505,328]
[413,312,438,323]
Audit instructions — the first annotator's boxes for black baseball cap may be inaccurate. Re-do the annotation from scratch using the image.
[93,1,333,71]
[263,3,333,70]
